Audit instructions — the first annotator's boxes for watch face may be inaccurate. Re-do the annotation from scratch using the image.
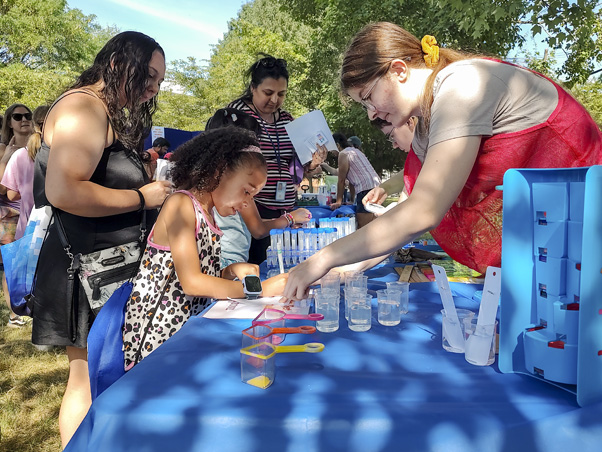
[244,276,262,293]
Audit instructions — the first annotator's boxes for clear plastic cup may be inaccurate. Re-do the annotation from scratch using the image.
[348,294,372,332]
[386,281,409,314]
[344,286,366,321]
[441,308,475,353]
[464,317,498,366]
[313,289,339,333]
[376,290,401,326]
[321,271,341,295]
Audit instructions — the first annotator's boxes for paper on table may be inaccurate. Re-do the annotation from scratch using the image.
[202,297,310,319]
[284,110,338,165]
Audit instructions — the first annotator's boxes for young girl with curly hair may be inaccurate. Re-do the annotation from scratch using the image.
[122,127,288,370]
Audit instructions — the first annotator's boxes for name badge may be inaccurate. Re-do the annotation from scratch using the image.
[275,181,287,201]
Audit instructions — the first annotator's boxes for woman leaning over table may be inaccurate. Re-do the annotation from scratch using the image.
[228,54,326,264]
[31,31,171,448]
[283,21,602,300]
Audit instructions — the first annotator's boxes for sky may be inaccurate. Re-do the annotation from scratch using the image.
[67,0,250,64]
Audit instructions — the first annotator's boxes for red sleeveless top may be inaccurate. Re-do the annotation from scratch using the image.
[404,64,602,274]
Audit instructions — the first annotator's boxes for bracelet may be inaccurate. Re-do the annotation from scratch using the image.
[132,188,145,212]
[283,212,294,227]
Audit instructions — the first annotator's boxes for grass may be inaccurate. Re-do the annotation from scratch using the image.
[0,296,66,452]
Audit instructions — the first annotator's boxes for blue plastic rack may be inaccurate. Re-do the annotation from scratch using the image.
[499,166,602,407]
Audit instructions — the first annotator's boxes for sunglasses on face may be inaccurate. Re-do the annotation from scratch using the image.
[256,57,287,69]
[11,112,32,121]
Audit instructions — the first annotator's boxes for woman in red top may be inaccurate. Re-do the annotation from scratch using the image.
[284,21,601,300]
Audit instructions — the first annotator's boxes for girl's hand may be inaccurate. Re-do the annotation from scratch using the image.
[262,273,289,297]
[363,186,388,206]
[224,262,260,281]
[291,208,312,224]
[139,180,172,209]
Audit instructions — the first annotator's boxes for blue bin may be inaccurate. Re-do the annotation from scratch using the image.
[567,220,583,261]
[535,256,566,296]
[566,259,581,302]
[569,182,585,221]
[532,182,569,222]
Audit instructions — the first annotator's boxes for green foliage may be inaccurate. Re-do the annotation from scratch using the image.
[0,0,116,111]
[570,80,602,126]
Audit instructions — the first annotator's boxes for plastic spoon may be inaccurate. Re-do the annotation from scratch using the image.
[464,266,501,365]
[432,264,465,352]
[252,307,324,326]
[242,324,316,347]
[240,342,325,389]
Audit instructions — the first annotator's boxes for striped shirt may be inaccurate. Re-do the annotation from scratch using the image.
[228,99,297,210]
[340,147,381,194]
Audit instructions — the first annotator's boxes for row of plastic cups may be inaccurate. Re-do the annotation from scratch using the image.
[441,308,498,366]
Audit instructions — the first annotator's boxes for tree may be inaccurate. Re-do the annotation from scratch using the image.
[0,0,116,111]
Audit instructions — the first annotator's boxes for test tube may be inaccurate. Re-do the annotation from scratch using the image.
[283,228,292,267]
[269,229,279,251]
[290,230,298,265]
[274,229,285,273]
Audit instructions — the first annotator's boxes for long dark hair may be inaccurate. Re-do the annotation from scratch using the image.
[70,31,164,151]
[238,53,289,103]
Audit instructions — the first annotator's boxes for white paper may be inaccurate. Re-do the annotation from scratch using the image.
[284,110,338,165]
[202,298,310,319]
[151,126,165,143]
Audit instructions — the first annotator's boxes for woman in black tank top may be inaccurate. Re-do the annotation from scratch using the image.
[30,31,171,448]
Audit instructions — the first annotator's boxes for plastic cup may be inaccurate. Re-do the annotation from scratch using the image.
[463,317,498,366]
[348,294,372,332]
[321,271,341,295]
[441,308,475,353]
[376,290,401,326]
[344,286,366,321]
[386,281,409,314]
[314,289,339,333]
[346,275,368,291]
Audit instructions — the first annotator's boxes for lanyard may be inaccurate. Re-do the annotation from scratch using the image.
[259,112,282,177]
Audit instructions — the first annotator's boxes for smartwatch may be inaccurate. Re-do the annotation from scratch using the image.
[242,275,263,299]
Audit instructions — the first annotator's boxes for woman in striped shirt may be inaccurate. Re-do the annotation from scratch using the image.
[228,55,325,263]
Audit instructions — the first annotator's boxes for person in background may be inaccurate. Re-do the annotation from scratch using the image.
[31,31,170,447]
[143,137,170,179]
[330,132,381,228]
[123,127,288,369]
[367,116,417,206]
[0,103,33,328]
[227,54,326,264]
[206,108,312,268]
[2,105,51,238]
[283,21,601,300]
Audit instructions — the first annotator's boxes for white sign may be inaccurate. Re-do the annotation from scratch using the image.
[150,126,165,143]
[284,110,337,165]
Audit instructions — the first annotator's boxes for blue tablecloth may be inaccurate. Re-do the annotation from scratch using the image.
[65,267,602,452]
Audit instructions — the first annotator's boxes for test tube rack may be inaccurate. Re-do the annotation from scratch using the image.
[499,166,602,407]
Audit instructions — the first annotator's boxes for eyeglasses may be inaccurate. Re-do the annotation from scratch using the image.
[385,127,397,144]
[257,57,287,69]
[11,112,32,121]
[359,76,380,112]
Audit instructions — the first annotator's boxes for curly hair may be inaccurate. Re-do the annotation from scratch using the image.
[70,31,164,152]
[170,127,266,193]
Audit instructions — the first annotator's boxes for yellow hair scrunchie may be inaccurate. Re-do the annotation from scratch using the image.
[421,35,440,68]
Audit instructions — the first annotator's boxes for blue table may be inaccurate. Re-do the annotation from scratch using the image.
[65,268,602,452]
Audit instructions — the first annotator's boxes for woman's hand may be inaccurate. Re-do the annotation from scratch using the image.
[224,262,260,281]
[262,273,289,297]
[330,201,342,211]
[283,254,329,300]
[309,144,328,170]
[139,180,173,209]
[291,208,312,225]
[363,186,388,206]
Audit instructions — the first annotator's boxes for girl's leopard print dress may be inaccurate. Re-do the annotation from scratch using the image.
[123,190,222,370]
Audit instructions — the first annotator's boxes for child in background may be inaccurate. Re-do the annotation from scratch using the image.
[207,108,312,268]
[123,127,288,369]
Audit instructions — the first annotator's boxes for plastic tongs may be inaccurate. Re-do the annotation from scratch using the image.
[252,307,324,326]
[242,324,316,346]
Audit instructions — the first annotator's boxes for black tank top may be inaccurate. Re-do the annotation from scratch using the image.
[33,90,152,253]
